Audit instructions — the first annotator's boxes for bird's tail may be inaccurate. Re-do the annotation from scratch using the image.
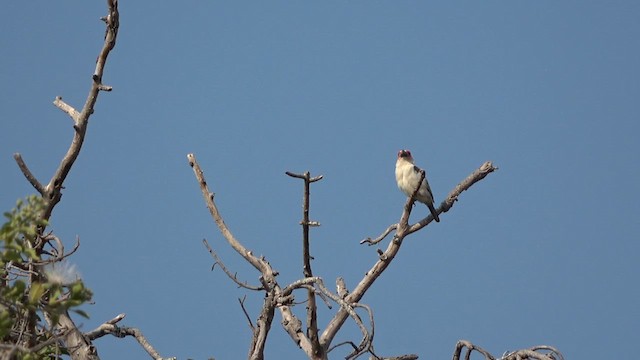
[427,203,440,222]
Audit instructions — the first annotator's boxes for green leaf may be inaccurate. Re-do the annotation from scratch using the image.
[29,282,46,304]
[71,309,90,319]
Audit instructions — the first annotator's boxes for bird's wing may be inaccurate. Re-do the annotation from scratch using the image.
[413,165,434,199]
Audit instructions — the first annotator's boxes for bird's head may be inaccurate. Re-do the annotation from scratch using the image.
[397,149,414,163]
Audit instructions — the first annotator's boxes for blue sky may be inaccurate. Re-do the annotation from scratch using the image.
[2,1,639,359]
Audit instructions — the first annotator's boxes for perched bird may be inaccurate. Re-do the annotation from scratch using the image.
[395,149,440,222]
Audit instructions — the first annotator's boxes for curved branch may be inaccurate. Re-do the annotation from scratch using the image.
[283,277,372,358]
[453,340,495,360]
[85,314,170,360]
[360,224,397,246]
[187,153,271,274]
[189,154,313,359]
[203,239,263,291]
[500,345,564,360]
[452,340,562,360]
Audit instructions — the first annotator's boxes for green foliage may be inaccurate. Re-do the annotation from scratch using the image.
[1,195,46,262]
[1,195,93,357]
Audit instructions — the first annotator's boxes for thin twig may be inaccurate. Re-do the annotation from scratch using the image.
[360,224,398,245]
[238,296,255,331]
[37,234,81,265]
[203,239,263,291]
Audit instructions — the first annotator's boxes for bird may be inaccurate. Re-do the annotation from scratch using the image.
[395,149,440,222]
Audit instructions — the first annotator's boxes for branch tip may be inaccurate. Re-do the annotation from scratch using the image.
[13,153,45,194]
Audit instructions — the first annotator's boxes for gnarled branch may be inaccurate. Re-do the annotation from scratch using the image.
[452,340,563,360]
[85,314,172,360]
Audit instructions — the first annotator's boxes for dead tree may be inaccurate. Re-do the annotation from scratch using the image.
[189,154,558,360]
[5,2,563,359]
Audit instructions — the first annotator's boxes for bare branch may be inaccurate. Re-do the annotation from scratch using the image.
[287,170,324,356]
[499,345,564,360]
[408,161,497,235]
[283,277,372,358]
[106,313,126,325]
[326,341,359,355]
[37,234,80,266]
[344,302,375,360]
[285,171,324,183]
[238,296,256,331]
[376,355,419,360]
[336,277,349,299]
[360,224,397,245]
[53,96,80,122]
[321,162,497,349]
[203,239,263,291]
[187,153,272,274]
[189,155,314,359]
[33,0,119,227]
[452,340,495,360]
[56,313,99,360]
[85,314,170,360]
[452,340,562,360]
[13,153,45,194]
[248,291,277,360]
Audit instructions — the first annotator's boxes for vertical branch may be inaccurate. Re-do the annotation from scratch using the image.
[286,171,324,357]
[11,1,120,358]
[302,173,312,277]
[15,0,119,225]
